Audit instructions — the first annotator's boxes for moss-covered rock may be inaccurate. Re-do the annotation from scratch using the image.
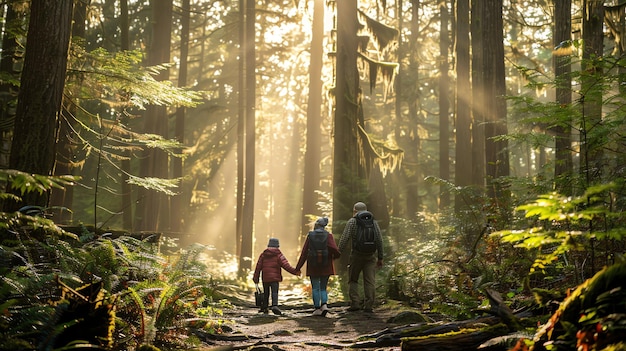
[532,263,626,351]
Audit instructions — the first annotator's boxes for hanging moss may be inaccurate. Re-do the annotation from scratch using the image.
[356,124,403,177]
[358,10,399,55]
[357,52,398,99]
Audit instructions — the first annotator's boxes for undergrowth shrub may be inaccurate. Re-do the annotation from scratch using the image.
[0,170,232,351]
[383,187,536,320]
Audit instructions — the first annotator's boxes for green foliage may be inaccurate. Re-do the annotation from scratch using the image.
[0,172,230,350]
[1,230,227,350]
[507,46,626,195]
[384,185,540,320]
[531,262,626,351]
[0,210,76,241]
[492,183,626,275]
[67,47,204,110]
[126,176,179,196]
[115,244,224,348]
[384,212,484,319]
[0,169,80,198]
[62,44,207,227]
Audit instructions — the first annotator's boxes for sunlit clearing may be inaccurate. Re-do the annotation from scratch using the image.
[187,149,237,260]
[198,249,240,280]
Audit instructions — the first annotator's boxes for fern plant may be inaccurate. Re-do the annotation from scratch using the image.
[0,170,228,350]
[492,182,626,283]
[115,243,222,348]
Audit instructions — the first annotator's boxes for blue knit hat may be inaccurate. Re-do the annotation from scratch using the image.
[268,238,279,247]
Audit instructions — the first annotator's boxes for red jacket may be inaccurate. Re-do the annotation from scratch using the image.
[252,247,298,283]
[296,231,341,277]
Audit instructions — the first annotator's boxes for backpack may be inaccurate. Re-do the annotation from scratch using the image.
[353,211,377,254]
[307,229,329,267]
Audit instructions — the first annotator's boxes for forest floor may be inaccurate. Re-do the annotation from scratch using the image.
[195,277,433,351]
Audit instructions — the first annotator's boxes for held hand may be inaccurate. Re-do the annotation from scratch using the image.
[295,269,301,276]
[376,259,383,268]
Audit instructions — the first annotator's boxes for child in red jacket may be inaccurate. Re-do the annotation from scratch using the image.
[252,238,300,314]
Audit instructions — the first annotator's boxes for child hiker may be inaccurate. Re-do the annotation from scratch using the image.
[252,238,300,315]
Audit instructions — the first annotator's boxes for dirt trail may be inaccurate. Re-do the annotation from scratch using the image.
[201,278,420,350]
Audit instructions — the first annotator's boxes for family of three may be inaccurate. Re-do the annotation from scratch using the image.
[252,201,384,316]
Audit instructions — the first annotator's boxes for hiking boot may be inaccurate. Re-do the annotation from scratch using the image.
[259,308,269,314]
[271,306,282,315]
[321,303,329,317]
[312,308,323,316]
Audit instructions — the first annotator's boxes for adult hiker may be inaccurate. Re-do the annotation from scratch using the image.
[296,217,341,316]
[338,202,383,313]
[252,238,300,315]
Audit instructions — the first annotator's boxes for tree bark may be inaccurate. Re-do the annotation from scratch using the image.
[5,0,73,211]
[239,0,256,272]
[236,0,245,271]
[405,0,421,220]
[171,0,190,233]
[49,0,89,224]
[137,0,172,231]
[401,325,508,351]
[119,0,133,230]
[553,0,572,195]
[332,0,360,233]
[580,0,604,187]
[439,1,450,209]
[0,2,21,169]
[454,0,472,212]
[301,0,324,242]
[470,0,485,188]
[483,0,509,205]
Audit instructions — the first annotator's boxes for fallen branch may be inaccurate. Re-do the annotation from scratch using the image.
[401,324,509,351]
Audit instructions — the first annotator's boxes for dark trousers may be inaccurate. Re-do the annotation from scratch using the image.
[262,281,279,308]
[349,253,377,309]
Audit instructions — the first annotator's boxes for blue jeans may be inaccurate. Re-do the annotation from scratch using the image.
[310,275,330,308]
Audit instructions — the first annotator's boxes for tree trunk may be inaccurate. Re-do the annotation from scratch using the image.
[236,0,245,272]
[137,0,172,231]
[392,0,404,219]
[454,0,472,212]
[0,2,21,169]
[301,0,324,242]
[171,0,190,233]
[580,0,604,187]
[553,0,572,195]
[401,325,508,351]
[405,0,421,220]
[439,1,450,209]
[49,0,88,224]
[119,0,133,230]
[239,0,256,272]
[470,0,485,188]
[332,0,360,234]
[483,0,509,206]
[5,0,73,211]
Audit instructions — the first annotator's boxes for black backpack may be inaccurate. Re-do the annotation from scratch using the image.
[307,229,329,267]
[353,211,377,254]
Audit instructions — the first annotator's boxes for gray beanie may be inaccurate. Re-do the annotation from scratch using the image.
[315,217,329,228]
[268,238,280,247]
[353,202,367,211]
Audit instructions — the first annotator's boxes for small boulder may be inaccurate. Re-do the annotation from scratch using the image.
[387,310,429,324]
